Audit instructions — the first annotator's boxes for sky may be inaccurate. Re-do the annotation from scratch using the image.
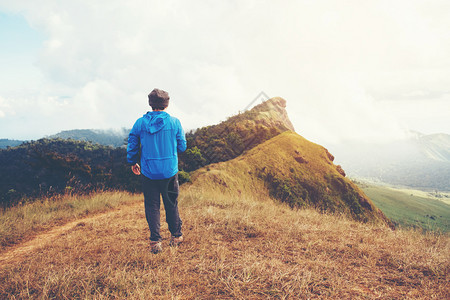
[0,0,449,146]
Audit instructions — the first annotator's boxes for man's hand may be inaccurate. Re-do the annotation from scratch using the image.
[131,163,141,175]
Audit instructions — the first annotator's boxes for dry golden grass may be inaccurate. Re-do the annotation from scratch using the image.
[0,189,448,299]
[0,191,141,252]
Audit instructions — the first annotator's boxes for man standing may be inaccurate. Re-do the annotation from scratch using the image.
[127,88,187,254]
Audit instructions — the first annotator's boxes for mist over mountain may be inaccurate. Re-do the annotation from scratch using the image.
[329,132,450,191]
[414,132,450,162]
[48,128,130,148]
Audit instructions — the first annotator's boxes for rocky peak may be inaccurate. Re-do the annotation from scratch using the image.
[250,97,295,132]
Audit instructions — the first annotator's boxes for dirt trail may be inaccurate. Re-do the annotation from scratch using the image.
[0,203,140,267]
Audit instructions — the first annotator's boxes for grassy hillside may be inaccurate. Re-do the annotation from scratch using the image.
[357,182,450,232]
[0,190,448,298]
[188,131,390,225]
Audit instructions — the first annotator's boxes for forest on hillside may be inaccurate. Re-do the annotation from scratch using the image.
[0,139,139,207]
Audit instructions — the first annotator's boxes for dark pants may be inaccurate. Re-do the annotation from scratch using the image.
[142,173,182,242]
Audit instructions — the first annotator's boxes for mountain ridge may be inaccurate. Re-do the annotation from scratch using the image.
[187,130,391,226]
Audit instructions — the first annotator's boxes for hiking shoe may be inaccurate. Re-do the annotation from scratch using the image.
[150,241,163,254]
[169,235,183,247]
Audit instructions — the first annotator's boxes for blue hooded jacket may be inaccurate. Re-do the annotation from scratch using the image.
[127,111,187,180]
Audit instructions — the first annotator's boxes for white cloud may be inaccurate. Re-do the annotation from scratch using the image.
[0,0,449,143]
[378,93,450,135]
[0,96,14,117]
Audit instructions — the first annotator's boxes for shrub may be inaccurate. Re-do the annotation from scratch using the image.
[178,171,191,185]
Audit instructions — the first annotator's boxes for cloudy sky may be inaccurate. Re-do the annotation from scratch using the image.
[0,0,449,146]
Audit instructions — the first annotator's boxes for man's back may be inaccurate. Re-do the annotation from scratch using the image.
[127,111,186,180]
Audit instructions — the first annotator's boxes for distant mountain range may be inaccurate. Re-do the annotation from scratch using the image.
[0,139,24,149]
[0,128,130,149]
[414,132,450,162]
[329,132,450,191]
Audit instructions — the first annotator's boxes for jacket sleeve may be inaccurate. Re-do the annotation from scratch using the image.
[176,119,187,153]
[127,119,141,165]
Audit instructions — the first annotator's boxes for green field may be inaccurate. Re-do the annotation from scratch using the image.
[356,181,450,232]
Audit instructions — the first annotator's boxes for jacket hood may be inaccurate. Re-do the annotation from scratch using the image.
[142,111,170,134]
